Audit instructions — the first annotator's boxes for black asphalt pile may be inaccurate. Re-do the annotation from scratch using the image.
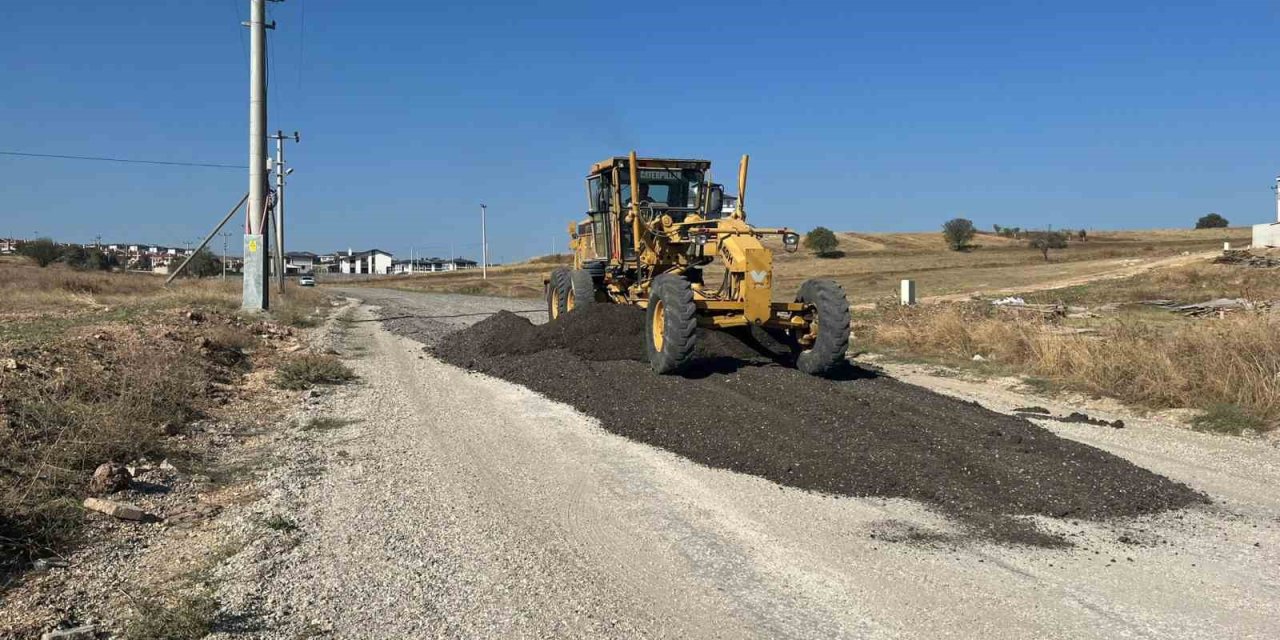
[429,306,1207,546]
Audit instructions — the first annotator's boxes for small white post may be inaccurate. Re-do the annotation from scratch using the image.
[900,279,917,305]
[1224,241,1231,252]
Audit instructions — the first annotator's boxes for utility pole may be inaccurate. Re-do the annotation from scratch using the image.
[242,0,277,311]
[270,130,300,291]
[1274,175,1280,223]
[220,231,232,279]
[480,203,488,279]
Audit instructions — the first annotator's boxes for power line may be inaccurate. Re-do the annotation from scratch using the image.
[0,150,245,169]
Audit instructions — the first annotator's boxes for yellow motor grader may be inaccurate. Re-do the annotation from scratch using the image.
[545,151,850,375]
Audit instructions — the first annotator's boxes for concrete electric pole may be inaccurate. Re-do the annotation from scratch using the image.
[270,130,300,291]
[480,203,488,279]
[242,0,276,310]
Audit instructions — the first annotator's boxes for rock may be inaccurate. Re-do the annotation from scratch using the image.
[82,498,147,521]
[187,310,205,324]
[159,459,178,473]
[32,558,70,571]
[162,422,182,436]
[971,354,987,362]
[87,463,131,495]
[1,357,19,371]
[306,388,323,399]
[41,625,96,640]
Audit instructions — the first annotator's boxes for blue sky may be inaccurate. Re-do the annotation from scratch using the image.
[2,1,1279,261]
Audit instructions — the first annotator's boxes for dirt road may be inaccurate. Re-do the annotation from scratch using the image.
[233,287,1278,639]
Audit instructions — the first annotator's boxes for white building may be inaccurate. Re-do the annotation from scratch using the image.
[337,249,394,275]
[1256,177,1280,248]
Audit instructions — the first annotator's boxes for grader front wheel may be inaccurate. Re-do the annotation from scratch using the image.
[645,274,698,374]
[793,279,851,375]
[569,269,596,310]
[546,268,570,320]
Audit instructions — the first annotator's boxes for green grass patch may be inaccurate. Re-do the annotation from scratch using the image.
[302,416,359,432]
[1190,403,1267,436]
[272,354,356,390]
[261,513,299,533]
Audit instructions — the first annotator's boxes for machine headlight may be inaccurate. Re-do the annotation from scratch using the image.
[693,233,709,246]
[783,232,800,253]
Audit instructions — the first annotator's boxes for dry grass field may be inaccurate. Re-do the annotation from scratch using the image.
[365,227,1252,303]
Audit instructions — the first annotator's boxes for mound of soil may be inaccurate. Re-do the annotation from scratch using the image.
[429,305,1206,546]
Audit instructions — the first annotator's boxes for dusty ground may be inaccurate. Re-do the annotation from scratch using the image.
[206,286,1278,639]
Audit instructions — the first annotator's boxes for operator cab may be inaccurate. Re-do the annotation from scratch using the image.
[581,157,721,263]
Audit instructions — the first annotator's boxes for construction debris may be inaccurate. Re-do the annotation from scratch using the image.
[1142,298,1275,317]
[1213,250,1280,268]
[40,625,96,640]
[82,498,147,521]
[1015,409,1125,429]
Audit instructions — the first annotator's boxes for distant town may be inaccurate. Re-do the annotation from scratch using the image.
[0,237,479,276]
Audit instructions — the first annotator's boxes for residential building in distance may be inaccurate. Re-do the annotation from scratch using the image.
[336,249,394,275]
[284,251,317,274]
[389,256,480,275]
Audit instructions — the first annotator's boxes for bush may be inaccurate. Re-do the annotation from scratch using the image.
[1028,231,1068,261]
[61,246,118,271]
[1196,213,1229,229]
[803,227,839,257]
[273,354,356,390]
[19,238,61,267]
[941,218,976,251]
[170,249,221,278]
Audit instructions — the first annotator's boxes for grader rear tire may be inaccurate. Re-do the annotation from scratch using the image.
[645,274,698,374]
[569,269,596,310]
[546,268,570,320]
[794,279,851,376]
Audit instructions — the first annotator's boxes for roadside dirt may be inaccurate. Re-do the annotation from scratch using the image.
[431,305,1204,546]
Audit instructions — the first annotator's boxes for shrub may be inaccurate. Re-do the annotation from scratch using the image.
[1196,213,1229,229]
[803,227,839,257]
[19,238,61,267]
[1028,231,1068,261]
[170,249,221,278]
[273,354,356,390]
[942,218,976,251]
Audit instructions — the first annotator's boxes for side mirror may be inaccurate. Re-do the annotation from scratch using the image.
[707,185,724,217]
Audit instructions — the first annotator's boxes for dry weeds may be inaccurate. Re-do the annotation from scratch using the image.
[864,303,1280,431]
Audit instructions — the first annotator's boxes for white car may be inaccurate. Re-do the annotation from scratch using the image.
[298,275,316,287]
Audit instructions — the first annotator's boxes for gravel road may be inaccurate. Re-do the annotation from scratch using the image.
[232,287,1279,639]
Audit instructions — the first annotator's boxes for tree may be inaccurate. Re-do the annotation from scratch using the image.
[1195,213,1229,229]
[803,227,839,257]
[169,249,221,278]
[1077,229,1087,242]
[19,237,61,267]
[1029,231,1068,261]
[941,218,976,251]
